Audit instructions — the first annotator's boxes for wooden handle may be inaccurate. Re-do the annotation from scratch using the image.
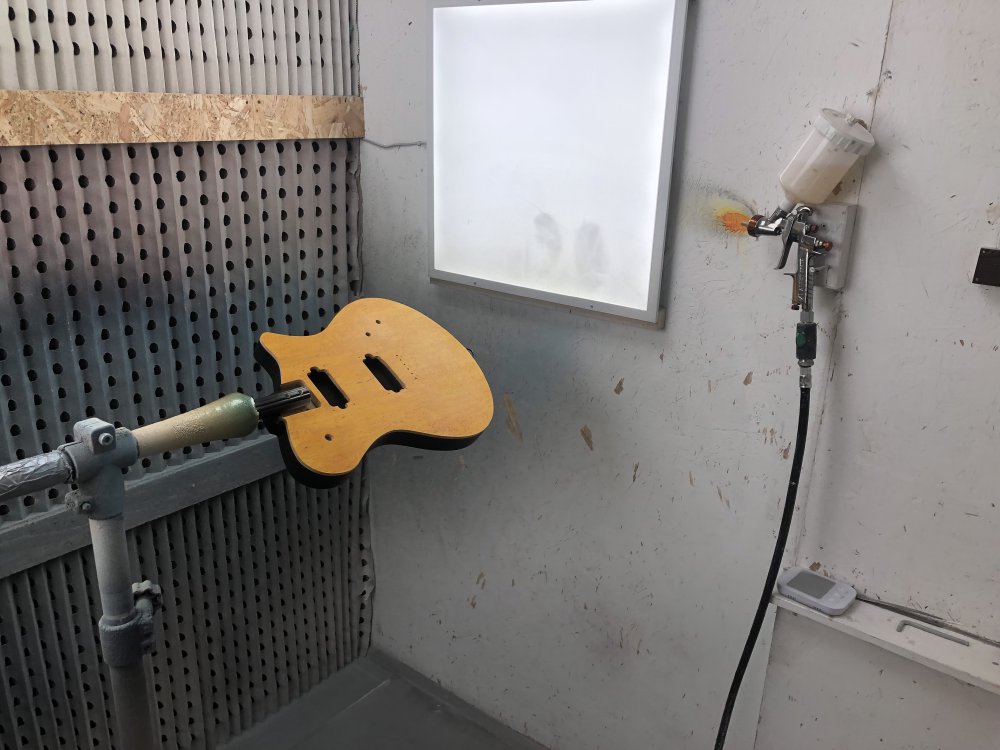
[132,394,260,457]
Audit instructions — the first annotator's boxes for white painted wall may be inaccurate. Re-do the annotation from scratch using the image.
[756,612,1000,750]
[795,0,1000,642]
[356,0,1000,748]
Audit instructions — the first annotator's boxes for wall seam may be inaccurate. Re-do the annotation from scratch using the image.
[786,0,897,580]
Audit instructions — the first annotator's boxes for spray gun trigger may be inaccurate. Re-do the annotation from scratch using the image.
[775,235,794,270]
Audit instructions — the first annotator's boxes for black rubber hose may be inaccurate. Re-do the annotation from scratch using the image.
[713,384,811,749]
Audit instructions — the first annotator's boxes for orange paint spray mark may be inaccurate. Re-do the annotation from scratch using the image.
[705,194,755,243]
[718,209,751,235]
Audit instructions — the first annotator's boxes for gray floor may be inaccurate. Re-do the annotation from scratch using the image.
[222,651,548,750]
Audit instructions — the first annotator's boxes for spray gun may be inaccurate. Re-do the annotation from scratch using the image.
[744,109,874,387]
[715,109,874,750]
[746,204,829,388]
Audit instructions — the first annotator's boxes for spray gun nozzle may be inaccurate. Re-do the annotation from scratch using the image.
[746,212,785,238]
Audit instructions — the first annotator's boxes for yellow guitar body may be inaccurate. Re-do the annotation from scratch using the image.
[256,298,494,485]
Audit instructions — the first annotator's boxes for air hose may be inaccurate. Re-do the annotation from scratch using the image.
[713,383,812,749]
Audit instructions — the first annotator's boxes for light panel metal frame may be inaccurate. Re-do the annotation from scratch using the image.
[427,0,688,324]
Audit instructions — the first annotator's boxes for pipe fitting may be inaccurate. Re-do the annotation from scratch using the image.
[97,580,162,667]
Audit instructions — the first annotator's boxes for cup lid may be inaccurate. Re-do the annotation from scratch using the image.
[813,109,875,155]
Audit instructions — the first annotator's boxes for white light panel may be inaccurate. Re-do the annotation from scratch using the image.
[430,0,687,322]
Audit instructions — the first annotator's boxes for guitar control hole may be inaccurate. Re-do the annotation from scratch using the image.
[363,355,404,393]
[308,368,348,409]
[324,434,333,441]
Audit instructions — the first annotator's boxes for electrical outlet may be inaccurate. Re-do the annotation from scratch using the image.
[810,203,858,291]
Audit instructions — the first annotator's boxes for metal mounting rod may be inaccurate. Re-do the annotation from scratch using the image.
[90,514,160,750]
[63,419,162,750]
[255,385,315,420]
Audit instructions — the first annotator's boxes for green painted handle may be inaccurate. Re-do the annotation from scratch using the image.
[132,394,259,457]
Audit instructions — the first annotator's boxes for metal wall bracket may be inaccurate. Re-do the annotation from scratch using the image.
[807,203,858,291]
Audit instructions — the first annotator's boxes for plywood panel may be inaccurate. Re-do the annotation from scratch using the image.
[0,89,365,147]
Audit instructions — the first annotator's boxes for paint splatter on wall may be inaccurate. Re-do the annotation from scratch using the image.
[686,182,757,238]
[710,197,754,236]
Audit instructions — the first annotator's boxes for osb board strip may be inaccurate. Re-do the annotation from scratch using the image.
[0,90,365,147]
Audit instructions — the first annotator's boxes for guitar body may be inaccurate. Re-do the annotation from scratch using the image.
[256,298,494,486]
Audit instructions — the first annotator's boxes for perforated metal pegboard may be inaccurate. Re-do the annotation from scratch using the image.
[0,137,361,524]
[0,470,373,750]
[0,0,358,96]
[0,3,372,748]
[0,0,362,518]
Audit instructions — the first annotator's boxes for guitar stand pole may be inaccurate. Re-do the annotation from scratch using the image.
[0,418,162,748]
[63,419,162,750]
[0,394,264,749]
[86,514,161,750]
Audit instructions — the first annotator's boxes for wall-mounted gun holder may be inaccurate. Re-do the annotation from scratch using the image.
[972,248,1000,287]
[807,203,858,291]
[746,202,859,313]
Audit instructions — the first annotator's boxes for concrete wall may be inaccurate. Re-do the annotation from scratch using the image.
[356,1,1000,748]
